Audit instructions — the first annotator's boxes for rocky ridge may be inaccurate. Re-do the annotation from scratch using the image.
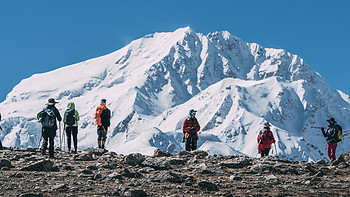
[1,147,350,196]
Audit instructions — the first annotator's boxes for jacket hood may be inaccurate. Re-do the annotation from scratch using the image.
[67,102,75,109]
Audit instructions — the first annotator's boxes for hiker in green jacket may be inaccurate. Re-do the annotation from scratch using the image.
[63,102,80,153]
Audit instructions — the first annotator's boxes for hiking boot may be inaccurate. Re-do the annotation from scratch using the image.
[41,149,46,155]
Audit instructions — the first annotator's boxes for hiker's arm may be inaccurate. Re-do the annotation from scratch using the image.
[195,121,200,132]
[321,127,327,138]
[55,108,62,122]
[270,132,275,143]
[182,120,190,132]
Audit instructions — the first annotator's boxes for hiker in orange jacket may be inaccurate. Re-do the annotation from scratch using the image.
[95,99,111,150]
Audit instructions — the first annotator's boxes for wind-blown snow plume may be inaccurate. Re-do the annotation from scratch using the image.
[1,27,349,161]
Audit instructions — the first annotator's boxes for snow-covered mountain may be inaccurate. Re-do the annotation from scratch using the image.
[1,27,349,161]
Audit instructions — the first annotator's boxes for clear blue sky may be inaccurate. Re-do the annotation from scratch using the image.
[1,1,349,102]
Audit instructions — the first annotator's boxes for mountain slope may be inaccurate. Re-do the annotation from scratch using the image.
[0,27,349,161]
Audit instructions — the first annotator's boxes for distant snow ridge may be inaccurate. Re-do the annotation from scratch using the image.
[1,27,350,161]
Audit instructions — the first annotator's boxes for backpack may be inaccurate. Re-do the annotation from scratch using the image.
[41,108,56,128]
[100,108,111,127]
[334,124,343,142]
[259,129,272,144]
[65,109,75,126]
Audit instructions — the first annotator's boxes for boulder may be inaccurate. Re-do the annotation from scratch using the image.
[19,160,54,171]
[0,158,13,168]
[150,171,183,183]
[19,193,43,197]
[331,154,345,166]
[219,157,251,168]
[315,159,326,165]
[123,189,147,197]
[141,158,171,170]
[77,153,94,161]
[125,153,146,166]
[198,181,218,191]
[192,150,208,157]
[153,149,172,157]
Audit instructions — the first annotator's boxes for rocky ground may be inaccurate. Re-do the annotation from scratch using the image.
[1,147,350,197]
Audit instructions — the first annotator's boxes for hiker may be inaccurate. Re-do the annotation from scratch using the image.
[37,98,62,158]
[0,113,2,150]
[182,109,200,151]
[95,99,111,150]
[321,117,342,162]
[257,122,275,157]
[63,102,80,153]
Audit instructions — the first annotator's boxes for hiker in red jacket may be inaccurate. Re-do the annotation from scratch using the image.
[182,109,200,151]
[257,122,275,157]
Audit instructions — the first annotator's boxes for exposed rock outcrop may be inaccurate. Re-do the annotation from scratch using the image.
[1,148,350,196]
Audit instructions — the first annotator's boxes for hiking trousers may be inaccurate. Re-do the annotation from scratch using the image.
[185,135,197,151]
[260,148,271,157]
[328,142,337,162]
[97,126,107,141]
[66,126,78,151]
[41,127,56,157]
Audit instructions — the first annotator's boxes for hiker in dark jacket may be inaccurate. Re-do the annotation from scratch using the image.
[63,102,80,153]
[95,99,111,150]
[0,113,2,150]
[182,109,200,151]
[321,117,342,162]
[257,122,275,157]
[37,98,62,158]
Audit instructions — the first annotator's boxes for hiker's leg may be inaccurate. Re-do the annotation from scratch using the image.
[66,127,72,151]
[72,126,78,152]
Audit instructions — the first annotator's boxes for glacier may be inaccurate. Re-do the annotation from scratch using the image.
[0,27,349,162]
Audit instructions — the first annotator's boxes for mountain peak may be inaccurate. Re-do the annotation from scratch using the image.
[1,28,350,162]
[173,26,196,35]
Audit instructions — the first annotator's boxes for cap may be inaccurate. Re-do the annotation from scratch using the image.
[189,109,197,115]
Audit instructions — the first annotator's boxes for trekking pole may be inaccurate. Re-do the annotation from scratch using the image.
[63,125,66,151]
[274,143,278,156]
[37,133,43,152]
[59,122,62,150]
[324,142,328,162]
[273,128,278,157]
[311,126,324,129]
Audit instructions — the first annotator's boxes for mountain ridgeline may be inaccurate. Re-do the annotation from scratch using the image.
[0,27,349,161]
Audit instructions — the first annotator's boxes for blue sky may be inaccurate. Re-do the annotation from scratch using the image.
[1,1,349,102]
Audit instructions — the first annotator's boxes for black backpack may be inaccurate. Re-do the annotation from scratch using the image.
[65,109,75,126]
[41,108,56,128]
[100,108,111,127]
